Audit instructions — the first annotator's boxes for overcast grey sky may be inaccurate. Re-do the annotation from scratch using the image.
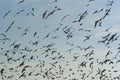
[1,0,120,80]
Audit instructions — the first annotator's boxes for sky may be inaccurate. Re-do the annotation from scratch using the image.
[0,0,120,80]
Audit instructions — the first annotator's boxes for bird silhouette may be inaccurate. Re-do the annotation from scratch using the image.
[83,35,94,42]
[5,21,15,32]
[61,15,69,22]
[33,32,37,37]
[42,10,48,19]
[73,10,88,23]
[18,0,24,4]
[14,9,24,17]
[3,10,12,18]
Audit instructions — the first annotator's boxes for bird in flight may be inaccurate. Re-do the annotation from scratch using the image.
[18,0,24,4]
[3,10,12,18]
[5,21,15,32]
[42,10,48,19]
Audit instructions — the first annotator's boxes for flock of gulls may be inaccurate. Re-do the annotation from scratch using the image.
[1,0,120,80]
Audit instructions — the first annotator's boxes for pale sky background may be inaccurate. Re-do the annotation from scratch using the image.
[0,0,120,80]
